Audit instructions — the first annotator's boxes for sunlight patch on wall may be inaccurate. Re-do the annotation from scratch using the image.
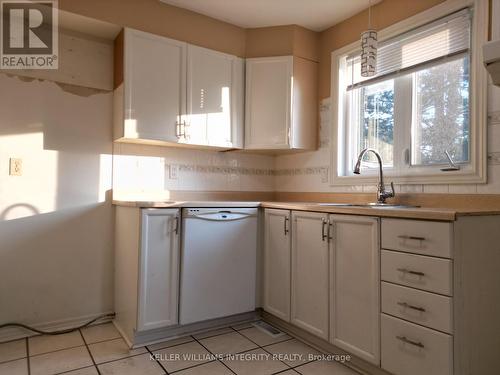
[99,154,113,203]
[112,153,170,201]
[0,131,58,220]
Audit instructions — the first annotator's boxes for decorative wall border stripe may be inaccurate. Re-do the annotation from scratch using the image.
[488,152,500,165]
[176,164,275,176]
[173,163,330,177]
[274,166,329,176]
[489,111,500,126]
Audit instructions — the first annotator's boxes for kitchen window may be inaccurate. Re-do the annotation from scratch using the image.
[331,1,488,185]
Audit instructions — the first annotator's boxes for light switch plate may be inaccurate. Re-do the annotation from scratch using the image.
[9,158,22,176]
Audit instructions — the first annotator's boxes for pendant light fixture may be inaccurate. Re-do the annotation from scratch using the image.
[360,0,377,77]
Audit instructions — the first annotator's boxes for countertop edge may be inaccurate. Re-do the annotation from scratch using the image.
[112,200,500,221]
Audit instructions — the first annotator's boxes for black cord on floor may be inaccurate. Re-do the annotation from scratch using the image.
[0,312,115,335]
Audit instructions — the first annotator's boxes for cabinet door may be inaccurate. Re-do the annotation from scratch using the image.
[124,28,186,143]
[263,209,291,322]
[138,209,180,331]
[245,56,292,149]
[329,215,380,365]
[186,45,244,148]
[291,211,329,339]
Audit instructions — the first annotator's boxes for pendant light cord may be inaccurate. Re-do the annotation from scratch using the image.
[368,0,372,29]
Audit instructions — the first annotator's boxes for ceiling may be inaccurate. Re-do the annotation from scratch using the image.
[159,0,378,32]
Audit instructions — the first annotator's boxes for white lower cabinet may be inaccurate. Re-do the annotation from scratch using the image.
[263,209,291,322]
[138,209,180,331]
[264,209,380,349]
[114,207,180,345]
[381,314,453,375]
[291,211,330,339]
[329,215,380,365]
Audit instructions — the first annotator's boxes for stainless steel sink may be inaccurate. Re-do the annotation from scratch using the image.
[360,203,420,209]
[317,203,419,209]
[316,203,355,207]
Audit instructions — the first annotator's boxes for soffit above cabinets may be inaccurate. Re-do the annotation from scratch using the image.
[159,0,381,32]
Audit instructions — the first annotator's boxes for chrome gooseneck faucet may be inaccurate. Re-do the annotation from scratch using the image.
[354,148,395,204]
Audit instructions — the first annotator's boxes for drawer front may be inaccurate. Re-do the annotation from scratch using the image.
[382,218,452,258]
[381,314,453,375]
[381,282,453,333]
[381,250,452,296]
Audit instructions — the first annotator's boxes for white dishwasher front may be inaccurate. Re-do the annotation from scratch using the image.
[179,207,258,325]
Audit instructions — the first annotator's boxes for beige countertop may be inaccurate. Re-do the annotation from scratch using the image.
[112,200,261,208]
[113,199,500,221]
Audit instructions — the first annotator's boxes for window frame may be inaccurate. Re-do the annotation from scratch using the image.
[330,0,488,186]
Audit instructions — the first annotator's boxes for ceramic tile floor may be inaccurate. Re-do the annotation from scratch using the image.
[0,321,361,375]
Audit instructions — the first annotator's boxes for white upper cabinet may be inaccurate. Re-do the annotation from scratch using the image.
[329,215,380,365]
[114,28,244,149]
[118,28,187,143]
[245,56,317,150]
[186,45,244,148]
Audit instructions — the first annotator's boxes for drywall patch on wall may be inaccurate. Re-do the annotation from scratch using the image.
[0,29,114,91]
[2,73,110,97]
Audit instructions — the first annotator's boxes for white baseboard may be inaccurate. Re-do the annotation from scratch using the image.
[0,311,114,343]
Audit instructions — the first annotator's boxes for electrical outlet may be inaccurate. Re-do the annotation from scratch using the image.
[9,158,22,176]
[169,164,178,180]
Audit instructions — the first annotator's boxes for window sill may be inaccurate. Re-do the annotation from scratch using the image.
[331,168,487,186]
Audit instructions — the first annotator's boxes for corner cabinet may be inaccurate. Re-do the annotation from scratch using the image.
[114,207,180,346]
[114,28,244,149]
[245,56,318,150]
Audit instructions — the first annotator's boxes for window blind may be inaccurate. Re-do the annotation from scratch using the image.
[346,8,471,90]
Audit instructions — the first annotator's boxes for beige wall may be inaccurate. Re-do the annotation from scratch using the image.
[246,25,320,62]
[318,0,446,99]
[60,0,321,62]
[59,0,247,57]
[0,73,114,340]
[0,33,114,341]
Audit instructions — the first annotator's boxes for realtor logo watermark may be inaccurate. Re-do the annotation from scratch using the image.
[1,0,58,69]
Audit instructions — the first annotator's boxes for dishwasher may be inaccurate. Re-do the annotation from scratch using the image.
[179,207,258,325]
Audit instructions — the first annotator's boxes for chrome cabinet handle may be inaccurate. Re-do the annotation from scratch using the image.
[328,221,334,241]
[397,301,426,312]
[175,120,188,138]
[284,216,289,235]
[175,121,180,138]
[398,235,426,241]
[397,268,425,277]
[182,120,190,139]
[321,218,327,241]
[174,216,179,235]
[396,335,425,348]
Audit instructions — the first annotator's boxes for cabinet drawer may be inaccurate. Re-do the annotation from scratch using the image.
[382,282,453,333]
[382,218,452,258]
[381,314,453,375]
[381,250,452,296]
